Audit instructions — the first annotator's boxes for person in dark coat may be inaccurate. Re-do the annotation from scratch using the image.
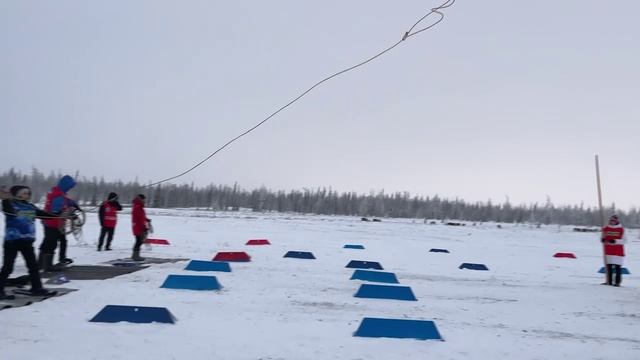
[97,192,123,251]
[131,194,151,261]
[1,186,57,300]
[39,175,80,271]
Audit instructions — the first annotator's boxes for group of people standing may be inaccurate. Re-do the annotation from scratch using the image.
[96,191,151,262]
[0,175,152,300]
[0,174,630,301]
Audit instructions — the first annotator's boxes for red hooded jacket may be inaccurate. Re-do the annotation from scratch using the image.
[131,197,148,236]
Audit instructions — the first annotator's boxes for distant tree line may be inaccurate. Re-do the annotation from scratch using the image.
[2,167,638,227]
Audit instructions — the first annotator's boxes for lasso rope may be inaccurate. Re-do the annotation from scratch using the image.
[145,0,456,188]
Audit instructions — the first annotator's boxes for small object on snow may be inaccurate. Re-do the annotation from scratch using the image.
[213,251,251,262]
[553,252,576,259]
[145,238,170,245]
[343,244,365,249]
[45,274,70,285]
[573,227,599,233]
[459,263,489,271]
[283,251,316,259]
[429,248,450,253]
[246,239,270,245]
[346,260,383,270]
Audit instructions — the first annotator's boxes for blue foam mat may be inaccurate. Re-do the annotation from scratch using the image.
[350,269,399,284]
[344,244,365,249]
[459,263,489,271]
[161,274,222,290]
[185,260,231,272]
[90,305,176,324]
[346,260,383,270]
[598,267,630,275]
[354,317,443,340]
[284,251,316,259]
[354,284,417,301]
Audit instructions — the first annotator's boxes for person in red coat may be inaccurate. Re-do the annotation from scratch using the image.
[601,214,625,286]
[97,192,122,251]
[131,194,151,261]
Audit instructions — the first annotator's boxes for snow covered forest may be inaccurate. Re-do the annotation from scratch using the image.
[2,168,638,227]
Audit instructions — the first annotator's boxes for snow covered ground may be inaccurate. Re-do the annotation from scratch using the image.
[1,209,639,360]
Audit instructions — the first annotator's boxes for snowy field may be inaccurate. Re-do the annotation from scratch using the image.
[1,209,639,360]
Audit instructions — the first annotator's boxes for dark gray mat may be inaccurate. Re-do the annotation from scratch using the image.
[0,288,77,311]
[40,265,148,280]
[103,257,189,266]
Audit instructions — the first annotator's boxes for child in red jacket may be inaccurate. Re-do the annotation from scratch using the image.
[601,214,625,286]
[131,194,151,261]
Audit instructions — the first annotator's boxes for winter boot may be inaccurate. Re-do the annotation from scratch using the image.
[59,258,73,265]
[131,250,145,262]
[606,264,614,285]
[614,265,622,286]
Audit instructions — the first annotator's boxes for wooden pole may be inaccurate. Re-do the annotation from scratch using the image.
[595,155,607,282]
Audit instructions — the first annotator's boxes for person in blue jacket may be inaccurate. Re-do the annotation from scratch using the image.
[1,186,57,300]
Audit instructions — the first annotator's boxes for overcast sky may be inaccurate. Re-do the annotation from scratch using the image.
[2,1,638,209]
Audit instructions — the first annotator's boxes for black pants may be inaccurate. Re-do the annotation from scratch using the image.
[0,240,43,292]
[606,264,622,285]
[133,234,146,252]
[59,232,68,261]
[40,226,68,262]
[98,227,115,249]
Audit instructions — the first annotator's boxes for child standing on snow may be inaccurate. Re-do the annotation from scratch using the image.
[97,192,122,251]
[131,194,151,261]
[601,214,626,286]
[39,175,81,271]
[1,186,57,300]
